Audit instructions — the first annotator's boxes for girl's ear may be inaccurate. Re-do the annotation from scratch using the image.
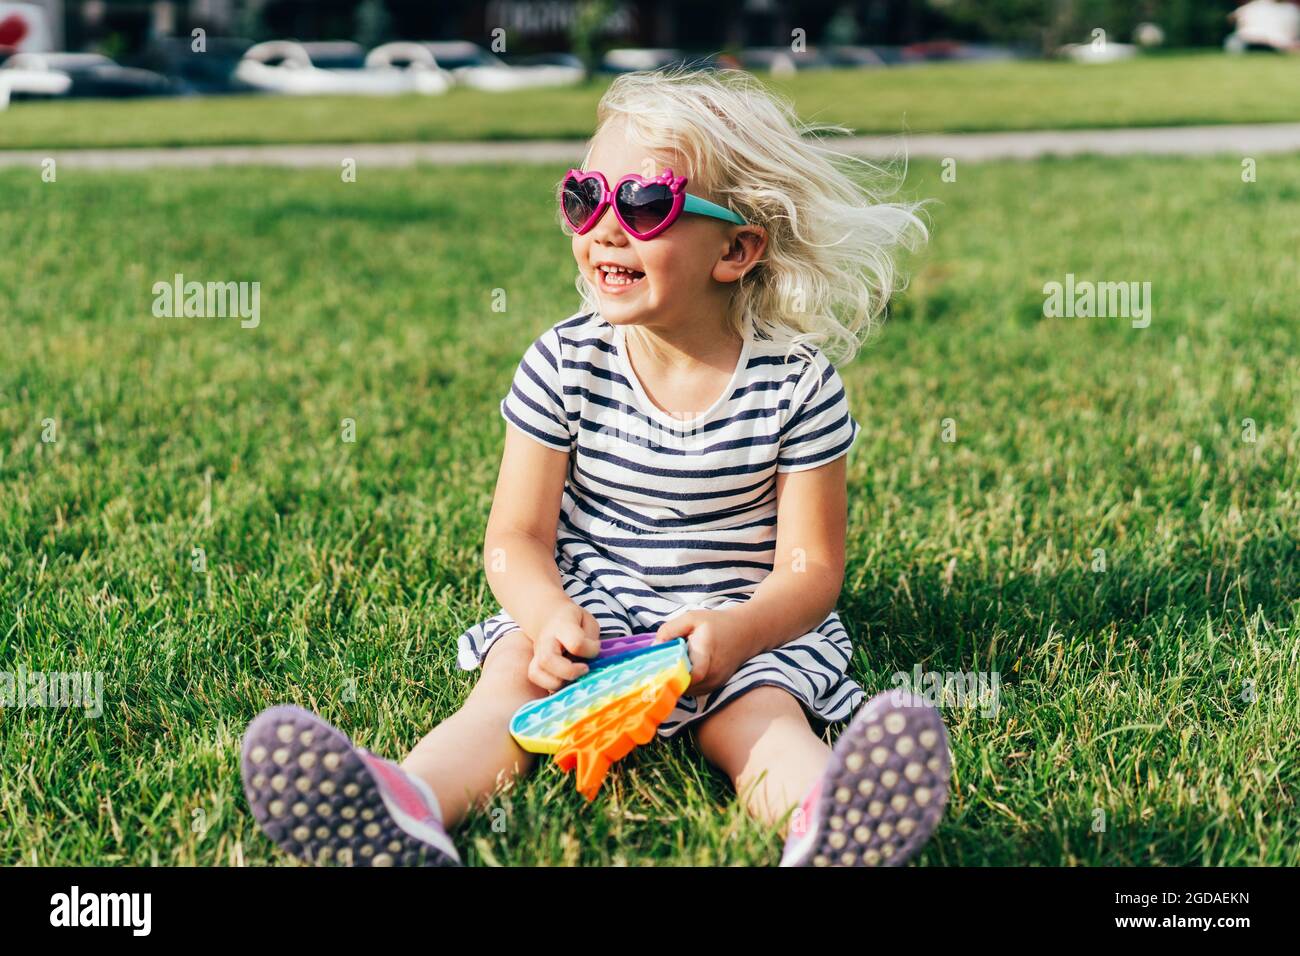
[713,227,767,284]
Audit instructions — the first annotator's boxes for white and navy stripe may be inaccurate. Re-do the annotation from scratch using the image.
[460,312,864,733]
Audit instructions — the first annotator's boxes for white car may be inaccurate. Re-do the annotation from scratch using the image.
[5,52,171,97]
[0,52,73,97]
[421,41,583,92]
[235,40,451,96]
[1058,40,1138,64]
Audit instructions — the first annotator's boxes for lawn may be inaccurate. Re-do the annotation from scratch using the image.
[3,53,1300,150]
[0,151,1297,866]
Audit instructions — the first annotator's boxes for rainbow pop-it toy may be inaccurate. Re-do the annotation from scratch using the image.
[510,633,691,800]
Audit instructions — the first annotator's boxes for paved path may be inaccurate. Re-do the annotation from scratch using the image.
[1,123,1297,169]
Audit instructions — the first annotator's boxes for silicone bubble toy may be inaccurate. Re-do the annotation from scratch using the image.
[510,633,691,800]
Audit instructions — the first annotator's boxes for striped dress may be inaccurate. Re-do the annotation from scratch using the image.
[457,312,865,735]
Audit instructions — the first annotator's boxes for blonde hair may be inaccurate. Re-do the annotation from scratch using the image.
[574,68,927,366]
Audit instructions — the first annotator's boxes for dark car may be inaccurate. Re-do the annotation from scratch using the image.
[10,52,172,98]
[139,36,254,95]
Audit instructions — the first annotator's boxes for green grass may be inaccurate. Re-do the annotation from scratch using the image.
[1,151,1297,866]
[4,53,1300,150]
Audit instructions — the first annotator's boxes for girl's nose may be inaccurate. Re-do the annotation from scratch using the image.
[590,205,629,246]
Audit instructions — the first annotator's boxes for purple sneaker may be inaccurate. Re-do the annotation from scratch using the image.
[241,705,460,867]
[781,689,952,867]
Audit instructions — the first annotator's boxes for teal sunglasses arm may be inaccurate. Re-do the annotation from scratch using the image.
[683,193,747,226]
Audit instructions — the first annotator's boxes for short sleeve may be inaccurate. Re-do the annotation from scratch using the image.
[777,354,859,472]
[500,329,572,451]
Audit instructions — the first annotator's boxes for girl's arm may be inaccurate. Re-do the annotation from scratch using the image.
[656,456,848,693]
[731,456,848,644]
[482,426,601,689]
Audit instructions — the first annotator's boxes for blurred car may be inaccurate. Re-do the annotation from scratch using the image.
[7,52,171,97]
[740,46,832,73]
[235,40,450,96]
[740,45,886,73]
[140,36,255,95]
[422,41,582,91]
[600,48,724,73]
[1058,40,1138,63]
[0,50,71,97]
[504,51,584,70]
[363,42,454,91]
[826,45,890,68]
[1225,0,1300,53]
[898,40,1021,63]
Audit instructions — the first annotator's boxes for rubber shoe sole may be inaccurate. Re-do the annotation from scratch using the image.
[782,689,952,867]
[241,705,459,867]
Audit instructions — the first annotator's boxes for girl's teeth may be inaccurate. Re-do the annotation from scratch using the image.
[600,266,641,287]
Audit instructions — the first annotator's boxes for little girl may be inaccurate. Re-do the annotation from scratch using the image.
[240,69,951,867]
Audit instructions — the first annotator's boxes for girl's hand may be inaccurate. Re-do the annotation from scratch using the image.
[527,600,602,692]
[654,610,750,696]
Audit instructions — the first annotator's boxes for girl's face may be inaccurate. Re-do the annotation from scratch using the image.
[572,120,761,332]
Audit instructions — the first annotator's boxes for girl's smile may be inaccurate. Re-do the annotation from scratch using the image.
[572,118,763,334]
[593,261,646,293]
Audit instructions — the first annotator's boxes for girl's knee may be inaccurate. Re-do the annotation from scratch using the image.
[695,686,809,775]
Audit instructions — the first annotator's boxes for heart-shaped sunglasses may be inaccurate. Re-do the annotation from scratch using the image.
[560,167,747,241]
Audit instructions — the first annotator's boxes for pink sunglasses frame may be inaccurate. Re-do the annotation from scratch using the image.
[561,167,746,241]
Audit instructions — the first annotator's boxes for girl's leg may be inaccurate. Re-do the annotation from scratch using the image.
[697,685,953,867]
[693,685,829,831]
[401,628,548,826]
[241,628,547,867]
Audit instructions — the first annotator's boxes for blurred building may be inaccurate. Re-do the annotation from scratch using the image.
[25,0,1243,58]
[21,0,987,54]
